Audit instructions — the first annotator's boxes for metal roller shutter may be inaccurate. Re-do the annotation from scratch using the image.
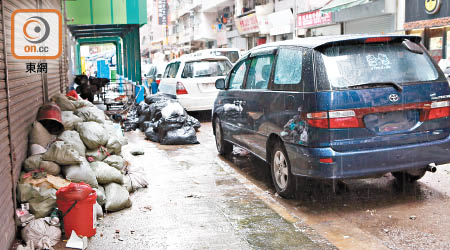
[344,14,395,35]
[0,1,15,249]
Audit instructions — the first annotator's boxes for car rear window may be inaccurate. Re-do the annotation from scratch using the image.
[319,42,439,90]
[181,60,232,78]
[214,51,240,63]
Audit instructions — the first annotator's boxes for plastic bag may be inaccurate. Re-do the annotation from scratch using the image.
[93,186,106,206]
[51,93,76,111]
[104,182,132,212]
[63,159,98,188]
[42,141,81,165]
[149,100,172,121]
[28,187,57,218]
[124,163,148,191]
[17,183,40,203]
[123,175,133,193]
[103,123,127,154]
[160,126,199,145]
[61,111,83,131]
[90,161,124,185]
[86,147,111,162]
[144,126,159,142]
[21,218,61,250]
[71,99,94,109]
[58,130,86,157]
[161,102,185,119]
[74,107,105,124]
[29,121,54,148]
[30,144,47,155]
[39,161,61,176]
[24,155,43,172]
[186,115,201,131]
[144,93,175,105]
[94,202,103,218]
[159,115,187,133]
[103,155,125,170]
[77,122,109,149]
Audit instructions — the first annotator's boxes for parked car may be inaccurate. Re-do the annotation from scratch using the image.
[213,35,450,198]
[158,55,232,111]
[193,48,241,64]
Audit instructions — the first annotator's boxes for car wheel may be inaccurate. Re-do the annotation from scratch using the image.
[214,118,232,156]
[271,141,296,198]
[392,168,426,184]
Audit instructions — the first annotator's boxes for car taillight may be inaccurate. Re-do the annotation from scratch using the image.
[176,82,188,95]
[307,110,360,129]
[425,101,450,120]
[365,37,392,43]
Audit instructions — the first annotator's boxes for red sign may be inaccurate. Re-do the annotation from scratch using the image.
[236,13,260,35]
[297,10,332,28]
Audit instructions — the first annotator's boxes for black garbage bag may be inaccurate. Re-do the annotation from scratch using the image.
[144,125,159,142]
[186,115,201,131]
[136,102,149,116]
[123,118,139,131]
[144,93,175,105]
[159,115,187,132]
[160,126,199,145]
[149,100,171,121]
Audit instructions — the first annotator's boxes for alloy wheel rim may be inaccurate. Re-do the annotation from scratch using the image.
[274,150,288,190]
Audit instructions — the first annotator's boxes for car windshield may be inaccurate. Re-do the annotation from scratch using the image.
[182,60,232,78]
[320,42,439,89]
[213,51,240,63]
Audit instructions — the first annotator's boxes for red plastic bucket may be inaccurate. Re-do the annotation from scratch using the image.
[37,102,64,135]
[56,183,97,238]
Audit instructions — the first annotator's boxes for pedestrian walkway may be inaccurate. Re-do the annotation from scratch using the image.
[78,123,334,250]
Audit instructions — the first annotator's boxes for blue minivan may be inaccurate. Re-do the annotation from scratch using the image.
[213,35,450,198]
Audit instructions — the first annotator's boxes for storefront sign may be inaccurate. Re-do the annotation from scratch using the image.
[425,0,441,15]
[158,0,168,25]
[269,9,293,36]
[297,10,332,28]
[235,13,259,35]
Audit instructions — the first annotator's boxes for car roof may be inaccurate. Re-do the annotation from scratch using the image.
[195,48,240,52]
[168,55,231,63]
[250,34,422,51]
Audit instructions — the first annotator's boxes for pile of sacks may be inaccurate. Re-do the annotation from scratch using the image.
[18,93,148,226]
[123,94,201,145]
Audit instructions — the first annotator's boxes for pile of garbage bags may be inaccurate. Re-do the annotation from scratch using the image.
[123,94,201,145]
[16,93,148,249]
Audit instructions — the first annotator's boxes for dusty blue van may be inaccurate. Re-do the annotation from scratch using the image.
[212,35,450,197]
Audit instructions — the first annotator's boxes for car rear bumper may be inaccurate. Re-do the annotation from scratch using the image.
[178,94,218,111]
[285,136,450,179]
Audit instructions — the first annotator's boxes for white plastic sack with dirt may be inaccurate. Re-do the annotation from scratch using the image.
[104,182,132,212]
[24,155,60,175]
[29,121,55,148]
[93,186,106,206]
[42,141,81,165]
[58,130,86,156]
[63,159,99,188]
[51,93,76,111]
[103,155,125,170]
[77,122,109,150]
[61,111,83,130]
[103,123,128,154]
[90,161,124,185]
[74,107,106,124]
[28,187,57,218]
[161,102,185,119]
[21,218,61,250]
[71,99,94,109]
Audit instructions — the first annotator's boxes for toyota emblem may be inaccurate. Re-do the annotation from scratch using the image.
[389,94,399,102]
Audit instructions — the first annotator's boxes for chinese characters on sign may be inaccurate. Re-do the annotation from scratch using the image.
[158,0,167,25]
[297,10,332,28]
[235,13,260,35]
[26,62,48,73]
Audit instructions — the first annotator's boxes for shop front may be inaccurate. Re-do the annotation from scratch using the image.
[296,9,337,37]
[404,0,450,63]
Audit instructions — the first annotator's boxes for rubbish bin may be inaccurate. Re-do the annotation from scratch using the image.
[56,182,97,239]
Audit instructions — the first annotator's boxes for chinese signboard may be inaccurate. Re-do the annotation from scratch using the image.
[235,13,259,35]
[297,10,332,28]
[158,0,167,25]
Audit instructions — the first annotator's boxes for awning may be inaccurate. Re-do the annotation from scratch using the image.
[320,0,371,13]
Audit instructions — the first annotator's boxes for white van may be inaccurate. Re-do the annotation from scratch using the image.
[193,48,241,64]
[158,55,232,111]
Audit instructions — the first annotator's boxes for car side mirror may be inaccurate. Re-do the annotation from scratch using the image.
[144,74,147,77]
[215,78,226,89]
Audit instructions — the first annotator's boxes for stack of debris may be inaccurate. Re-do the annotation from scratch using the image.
[16,92,148,249]
[123,94,201,145]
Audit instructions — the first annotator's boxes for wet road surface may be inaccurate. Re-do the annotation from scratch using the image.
[57,115,450,250]
[82,120,335,249]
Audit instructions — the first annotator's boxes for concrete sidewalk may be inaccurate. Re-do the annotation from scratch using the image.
[63,123,334,250]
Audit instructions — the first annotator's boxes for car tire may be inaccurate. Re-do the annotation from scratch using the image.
[392,168,426,184]
[214,118,232,156]
[271,141,296,198]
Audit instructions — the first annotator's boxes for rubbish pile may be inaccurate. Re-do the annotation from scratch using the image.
[123,93,201,145]
[16,92,148,249]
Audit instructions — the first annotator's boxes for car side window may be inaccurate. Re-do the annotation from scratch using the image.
[163,64,171,78]
[246,55,273,90]
[168,62,180,78]
[228,59,249,89]
[274,48,303,85]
